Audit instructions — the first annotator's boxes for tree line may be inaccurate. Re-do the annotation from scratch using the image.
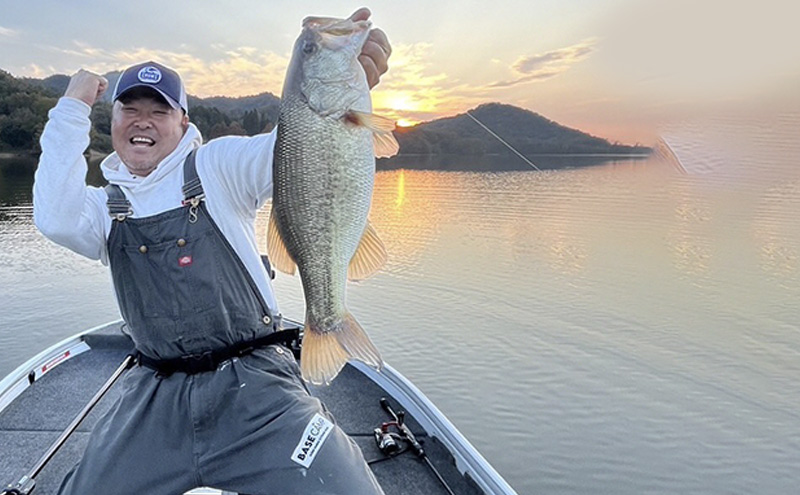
[3,70,649,159]
[0,70,275,154]
[0,70,57,152]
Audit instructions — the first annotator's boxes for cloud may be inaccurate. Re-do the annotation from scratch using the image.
[488,38,597,88]
[0,26,18,37]
[513,43,594,74]
[23,37,584,126]
[487,70,561,88]
[36,41,289,97]
[176,49,289,97]
[371,42,493,124]
[17,63,59,79]
[371,42,455,121]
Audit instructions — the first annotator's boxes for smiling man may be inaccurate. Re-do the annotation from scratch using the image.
[32,8,391,495]
[111,64,190,176]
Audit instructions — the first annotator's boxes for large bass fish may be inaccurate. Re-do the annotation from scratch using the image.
[268,16,399,385]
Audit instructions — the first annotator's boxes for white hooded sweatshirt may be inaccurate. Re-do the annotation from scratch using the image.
[34,97,280,313]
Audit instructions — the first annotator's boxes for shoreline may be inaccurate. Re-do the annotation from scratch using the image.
[0,151,37,159]
[380,152,651,158]
[2,150,649,160]
[0,150,109,161]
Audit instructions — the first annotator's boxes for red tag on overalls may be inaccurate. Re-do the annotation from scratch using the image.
[178,255,193,267]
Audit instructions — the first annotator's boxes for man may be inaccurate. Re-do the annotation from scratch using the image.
[33,8,391,495]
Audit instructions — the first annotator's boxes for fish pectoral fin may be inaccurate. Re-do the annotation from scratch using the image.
[347,110,396,132]
[346,110,400,158]
[300,312,383,385]
[373,131,400,158]
[267,213,297,276]
[348,221,387,281]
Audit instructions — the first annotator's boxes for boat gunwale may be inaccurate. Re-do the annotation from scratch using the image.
[0,320,117,413]
[353,361,518,495]
[1,319,517,495]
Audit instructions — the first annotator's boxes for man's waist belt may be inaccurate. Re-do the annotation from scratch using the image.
[135,328,300,375]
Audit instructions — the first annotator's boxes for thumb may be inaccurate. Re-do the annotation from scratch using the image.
[347,7,371,22]
[97,76,109,99]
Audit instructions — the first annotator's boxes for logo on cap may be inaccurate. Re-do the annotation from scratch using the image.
[137,66,162,84]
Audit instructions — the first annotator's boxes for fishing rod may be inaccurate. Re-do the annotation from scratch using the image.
[375,397,457,495]
[2,354,136,495]
[465,111,541,171]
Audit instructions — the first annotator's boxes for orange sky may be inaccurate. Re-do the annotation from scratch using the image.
[2,0,798,145]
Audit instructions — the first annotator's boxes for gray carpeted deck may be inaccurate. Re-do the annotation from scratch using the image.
[0,324,482,494]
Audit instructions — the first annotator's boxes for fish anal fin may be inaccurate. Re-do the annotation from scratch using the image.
[267,212,297,276]
[301,312,383,385]
[348,221,387,281]
[345,110,400,158]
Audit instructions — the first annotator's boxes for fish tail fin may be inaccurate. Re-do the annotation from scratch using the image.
[301,312,383,385]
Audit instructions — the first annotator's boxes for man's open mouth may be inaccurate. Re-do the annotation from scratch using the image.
[130,136,155,146]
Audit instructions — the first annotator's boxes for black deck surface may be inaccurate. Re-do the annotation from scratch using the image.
[0,324,482,494]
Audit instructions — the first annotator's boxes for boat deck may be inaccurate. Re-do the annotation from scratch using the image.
[0,323,483,494]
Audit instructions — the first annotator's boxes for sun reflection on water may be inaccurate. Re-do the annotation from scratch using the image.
[394,169,406,208]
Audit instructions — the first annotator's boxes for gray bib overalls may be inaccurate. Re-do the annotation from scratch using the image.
[57,151,384,495]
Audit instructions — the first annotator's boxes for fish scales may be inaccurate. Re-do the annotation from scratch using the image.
[274,94,374,326]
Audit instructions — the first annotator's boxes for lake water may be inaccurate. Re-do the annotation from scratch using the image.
[1,116,799,494]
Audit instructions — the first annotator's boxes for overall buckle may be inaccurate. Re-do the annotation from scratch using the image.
[180,350,217,374]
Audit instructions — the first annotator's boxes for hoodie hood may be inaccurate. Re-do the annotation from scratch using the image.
[101,123,203,191]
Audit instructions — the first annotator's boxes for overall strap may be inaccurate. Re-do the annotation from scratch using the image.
[178,146,277,304]
[104,184,133,220]
[181,149,203,201]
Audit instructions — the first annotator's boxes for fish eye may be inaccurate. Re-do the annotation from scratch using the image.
[303,41,317,55]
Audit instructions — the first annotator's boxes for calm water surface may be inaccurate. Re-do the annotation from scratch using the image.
[1,116,799,494]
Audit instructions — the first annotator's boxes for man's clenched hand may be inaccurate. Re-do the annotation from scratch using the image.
[64,69,109,107]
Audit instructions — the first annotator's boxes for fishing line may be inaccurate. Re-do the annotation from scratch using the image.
[465,111,541,171]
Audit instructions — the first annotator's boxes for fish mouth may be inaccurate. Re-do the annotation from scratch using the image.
[129,135,155,147]
[302,16,371,36]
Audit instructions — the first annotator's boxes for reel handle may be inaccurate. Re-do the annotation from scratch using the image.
[379,397,424,456]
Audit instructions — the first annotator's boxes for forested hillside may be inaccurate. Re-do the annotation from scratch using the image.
[2,70,649,162]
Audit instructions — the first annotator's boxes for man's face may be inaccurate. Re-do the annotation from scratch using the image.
[111,91,188,177]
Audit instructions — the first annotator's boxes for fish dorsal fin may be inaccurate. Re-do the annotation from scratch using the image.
[267,212,297,276]
[348,221,387,281]
[346,110,400,158]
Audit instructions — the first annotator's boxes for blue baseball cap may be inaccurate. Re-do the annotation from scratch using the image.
[113,61,188,113]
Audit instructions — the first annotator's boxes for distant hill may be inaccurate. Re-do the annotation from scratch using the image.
[24,70,280,120]
[4,69,649,170]
[394,103,648,156]
[10,69,280,151]
[190,93,280,118]
[24,74,71,96]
